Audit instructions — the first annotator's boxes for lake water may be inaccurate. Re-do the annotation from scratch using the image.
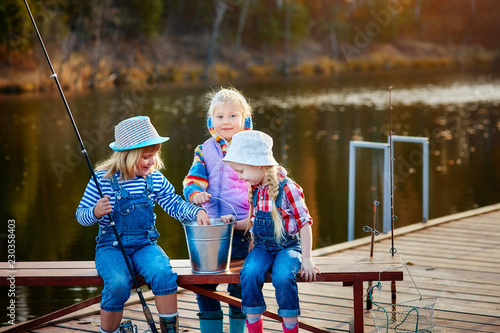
[1,68,499,323]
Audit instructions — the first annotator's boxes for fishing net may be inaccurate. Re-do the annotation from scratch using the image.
[368,266,443,333]
[369,296,440,333]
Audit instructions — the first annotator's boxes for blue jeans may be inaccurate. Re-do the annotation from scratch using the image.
[240,243,302,317]
[196,230,250,317]
[96,234,178,311]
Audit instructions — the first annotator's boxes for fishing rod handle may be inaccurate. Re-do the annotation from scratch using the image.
[142,306,158,333]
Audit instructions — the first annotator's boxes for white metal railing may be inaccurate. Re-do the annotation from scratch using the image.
[348,137,429,241]
[348,141,391,241]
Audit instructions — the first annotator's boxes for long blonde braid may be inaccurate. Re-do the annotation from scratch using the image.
[267,166,285,242]
[244,166,285,242]
[245,185,254,235]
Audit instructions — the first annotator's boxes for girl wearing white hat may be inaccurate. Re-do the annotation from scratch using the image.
[76,116,210,333]
[183,87,253,333]
[222,130,320,333]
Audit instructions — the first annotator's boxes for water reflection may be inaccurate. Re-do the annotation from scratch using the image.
[1,69,499,322]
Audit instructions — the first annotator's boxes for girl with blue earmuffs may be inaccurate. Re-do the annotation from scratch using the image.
[183,87,254,333]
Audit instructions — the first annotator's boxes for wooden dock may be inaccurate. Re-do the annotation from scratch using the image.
[2,203,499,332]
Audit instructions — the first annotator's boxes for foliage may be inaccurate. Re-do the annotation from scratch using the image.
[123,0,163,37]
[5,0,500,52]
[0,0,35,54]
[2,0,500,89]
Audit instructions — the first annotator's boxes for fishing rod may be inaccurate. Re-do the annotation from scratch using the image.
[388,86,397,257]
[369,201,380,258]
[22,1,158,332]
[363,200,379,310]
[388,86,398,319]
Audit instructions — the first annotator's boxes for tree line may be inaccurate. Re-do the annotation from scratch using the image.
[1,0,499,86]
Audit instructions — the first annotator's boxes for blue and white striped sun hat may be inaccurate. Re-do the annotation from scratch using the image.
[109,116,169,151]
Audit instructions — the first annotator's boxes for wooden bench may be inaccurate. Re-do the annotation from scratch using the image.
[0,256,402,332]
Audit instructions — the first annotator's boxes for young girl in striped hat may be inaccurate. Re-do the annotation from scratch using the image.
[76,116,210,333]
[222,130,320,333]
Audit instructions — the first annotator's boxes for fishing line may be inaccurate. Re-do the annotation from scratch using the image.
[22,1,158,332]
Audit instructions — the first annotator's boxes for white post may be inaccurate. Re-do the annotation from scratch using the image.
[348,141,391,241]
[348,141,356,242]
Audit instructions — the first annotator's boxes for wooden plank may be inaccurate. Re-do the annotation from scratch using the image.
[41,319,101,332]
[375,236,500,253]
[1,260,192,269]
[0,256,403,287]
[346,249,500,274]
[0,296,102,333]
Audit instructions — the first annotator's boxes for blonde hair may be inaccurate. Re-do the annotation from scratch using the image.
[206,87,253,129]
[96,144,164,180]
[245,166,285,243]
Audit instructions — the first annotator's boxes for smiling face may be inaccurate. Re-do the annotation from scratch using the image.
[226,161,266,186]
[137,150,159,177]
[212,103,244,141]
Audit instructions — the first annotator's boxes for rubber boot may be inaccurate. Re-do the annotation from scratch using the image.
[159,315,179,333]
[229,308,247,333]
[198,310,223,333]
[282,322,299,333]
[246,318,263,333]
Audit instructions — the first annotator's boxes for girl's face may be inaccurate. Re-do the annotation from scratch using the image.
[226,161,266,186]
[137,150,158,177]
[212,103,244,141]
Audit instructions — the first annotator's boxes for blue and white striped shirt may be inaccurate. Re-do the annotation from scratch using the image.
[76,170,201,227]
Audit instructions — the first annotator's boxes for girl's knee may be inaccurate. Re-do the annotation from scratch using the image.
[154,264,175,277]
[106,274,131,296]
[241,267,265,285]
[271,270,296,286]
[149,270,178,294]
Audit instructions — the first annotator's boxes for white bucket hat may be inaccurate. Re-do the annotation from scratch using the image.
[222,130,278,166]
[109,116,169,151]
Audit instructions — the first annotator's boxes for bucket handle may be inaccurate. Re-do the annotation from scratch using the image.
[204,196,238,222]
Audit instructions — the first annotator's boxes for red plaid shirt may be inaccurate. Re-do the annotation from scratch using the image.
[250,171,312,236]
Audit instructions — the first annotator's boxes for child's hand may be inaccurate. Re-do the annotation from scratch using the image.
[220,214,235,224]
[196,209,211,225]
[94,195,112,219]
[300,257,321,282]
[193,192,212,205]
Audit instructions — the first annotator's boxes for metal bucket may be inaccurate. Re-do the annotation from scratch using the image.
[183,198,237,273]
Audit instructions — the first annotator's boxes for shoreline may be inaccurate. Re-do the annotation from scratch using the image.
[1,38,499,94]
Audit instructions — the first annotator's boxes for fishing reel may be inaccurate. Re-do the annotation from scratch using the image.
[363,225,380,236]
[119,320,154,333]
[120,320,139,333]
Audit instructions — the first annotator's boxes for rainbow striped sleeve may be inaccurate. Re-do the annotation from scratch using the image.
[183,144,209,202]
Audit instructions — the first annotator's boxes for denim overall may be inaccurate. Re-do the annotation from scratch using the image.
[241,179,303,318]
[95,173,178,311]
